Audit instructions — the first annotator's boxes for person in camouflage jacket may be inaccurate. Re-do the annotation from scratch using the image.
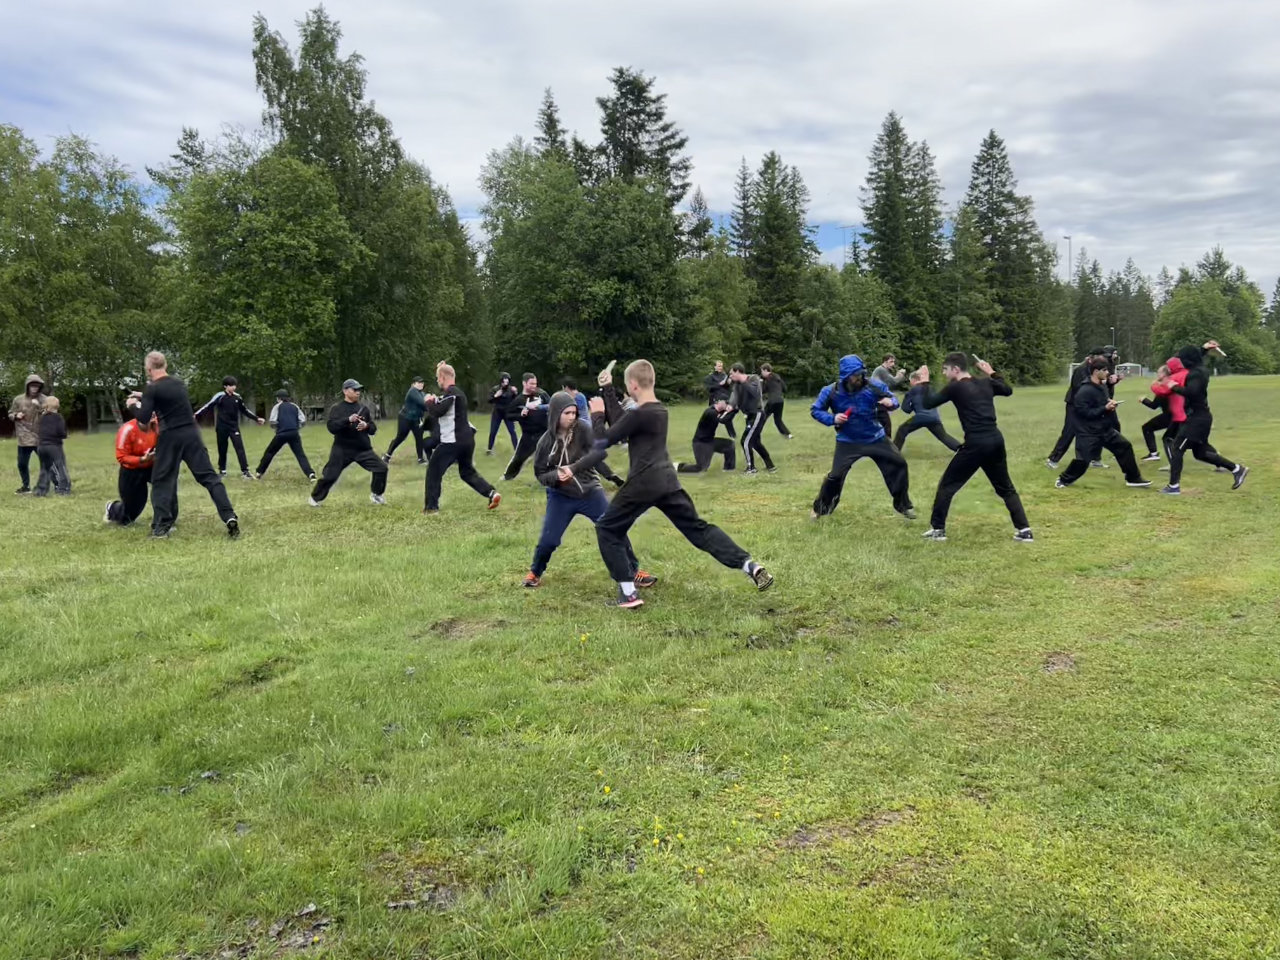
[8,373,46,493]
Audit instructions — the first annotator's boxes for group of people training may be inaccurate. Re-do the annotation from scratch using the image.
[1046,341,1246,496]
[9,335,1247,604]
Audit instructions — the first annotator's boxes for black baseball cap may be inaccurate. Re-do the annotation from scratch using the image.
[342,378,364,390]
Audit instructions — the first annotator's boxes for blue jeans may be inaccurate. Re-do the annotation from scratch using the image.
[532,488,637,577]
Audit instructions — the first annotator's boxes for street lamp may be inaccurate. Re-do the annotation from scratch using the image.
[839,225,858,267]
[1063,235,1072,281]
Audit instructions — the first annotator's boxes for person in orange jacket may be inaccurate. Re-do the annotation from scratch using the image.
[104,396,159,526]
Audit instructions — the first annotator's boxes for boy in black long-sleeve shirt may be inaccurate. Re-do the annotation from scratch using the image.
[591,359,773,608]
[727,364,774,473]
[33,396,71,496]
[917,352,1032,543]
[422,364,501,513]
[309,379,389,506]
[1055,358,1149,489]
[1163,340,1247,495]
[195,376,264,479]
[137,351,239,538]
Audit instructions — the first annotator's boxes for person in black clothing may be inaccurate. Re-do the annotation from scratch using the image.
[916,352,1032,543]
[33,395,71,496]
[255,389,315,480]
[137,351,239,539]
[422,364,501,513]
[384,376,429,464]
[1046,349,1099,468]
[1162,340,1247,496]
[1138,364,1172,461]
[308,378,389,506]
[759,364,792,438]
[591,360,773,609]
[487,372,520,454]
[894,370,962,452]
[704,361,736,438]
[195,376,264,479]
[727,364,774,474]
[502,373,551,480]
[1055,358,1150,490]
[676,405,737,474]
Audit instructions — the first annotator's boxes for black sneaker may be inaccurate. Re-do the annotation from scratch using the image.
[242,472,256,481]
[634,571,658,588]
[748,563,774,591]
[382,453,392,464]
[1126,479,1152,488]
[226,517,240,539]
[219,470,227,477]
[616,587,644,609]
[1054,478,1068,488]
[744,468,758,476]
[1012,528,1034,543]
[308,473,317,482]
[1090,460,1109,469]
[15,486,31,495]
[900,507,917,520]
[417,457,428,465]
[1232,465,1249,490]
[766,466,778,473]
[149,527,170,539]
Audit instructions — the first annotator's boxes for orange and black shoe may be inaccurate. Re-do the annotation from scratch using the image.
[488,491,502,510]
[523,572,541,589]
[633,570,658,588]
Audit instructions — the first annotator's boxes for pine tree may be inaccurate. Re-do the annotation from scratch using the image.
[1264,277,1280,330]
[683,186,714,258]
[594,67,691,207]
[533,88,568,158]
[729,158,754,257]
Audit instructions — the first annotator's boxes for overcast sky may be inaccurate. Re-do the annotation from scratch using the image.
[4,0,1279,297]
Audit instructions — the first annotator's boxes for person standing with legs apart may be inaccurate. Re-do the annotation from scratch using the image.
[1054,357,1151,490]
[523,391,648,588]
[383,377,428,465]
[8,373,45,494]
[894,370,961,452]
[105,396,156,526]
[487,372,519,454]
[1162,340,1247,496]
[502,374,551,480]
[727,364,774,474]
[1139,365,1173,462]
[256,389,315,480]
[195,376,264,480]
[137,352,240,539]
[915,353,1032,542]
[704,361,737,438]
[810,355,914,520]
[592,361,773,609]
[33,396,71,496]
[562,378,624,486]
[870,354,909,437]
[308,379,389,507]
[759,364,792,438]
[422,364,501,514]
[1046,349,1097,468]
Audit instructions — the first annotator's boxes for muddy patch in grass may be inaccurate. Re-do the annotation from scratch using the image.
[1043,652,1077,674]
[780,806,917,850]
[374,850,468,913]
[216,656,294,697]
[420,617,509,642]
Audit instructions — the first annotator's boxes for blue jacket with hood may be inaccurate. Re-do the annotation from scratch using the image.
[810,354,898,444]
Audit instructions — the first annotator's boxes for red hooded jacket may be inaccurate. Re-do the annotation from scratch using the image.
[115,419,156,469]
[1150,357,1188,422]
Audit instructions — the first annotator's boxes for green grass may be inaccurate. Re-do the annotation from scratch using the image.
[2,376,1278,959]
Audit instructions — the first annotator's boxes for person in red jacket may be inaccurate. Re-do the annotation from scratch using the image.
[1150,356,1220,472]
[104,396,159,526]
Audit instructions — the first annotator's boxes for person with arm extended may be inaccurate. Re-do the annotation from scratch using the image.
[422,364,500,513]
[383,376,429,464]
[256,388,315,480]
[308,379,389,506]
[893,370,961,452]
[194,375,264,480]
[727,364,774,474]
[501,373,551,480]
[1054,357,1150,490]
[1161,341,1247,495]
[486,372,520,454]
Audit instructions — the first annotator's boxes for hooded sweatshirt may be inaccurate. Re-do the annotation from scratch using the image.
[533,391,609,498]
[810,355,899,444]
[1171,346,1212,420]
[1150,357,1187,422]
[8,374,46,447]
[491,375,519,414]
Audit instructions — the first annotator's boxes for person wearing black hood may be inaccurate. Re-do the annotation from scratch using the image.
[383,376,429,464]
[704,361,736,438]
[487,372,520,454]
[255,389,315,480]
[1162,340,1247,495]
[522,390,649,588]
[502,373,551,480]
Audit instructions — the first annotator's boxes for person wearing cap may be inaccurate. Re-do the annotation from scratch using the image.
[383,376,429,465]
[487,372,520,455]
[255,388,315,480]
[422,363,500,514]
[194,375,265,480]
[309,379,389,506]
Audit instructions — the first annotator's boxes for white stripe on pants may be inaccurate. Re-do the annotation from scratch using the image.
[741,412,764,470]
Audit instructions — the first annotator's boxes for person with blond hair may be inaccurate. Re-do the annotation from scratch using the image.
[590,359,773,609]
[136,351,240,538]
[33,395,71,496]
[422,363,500,513]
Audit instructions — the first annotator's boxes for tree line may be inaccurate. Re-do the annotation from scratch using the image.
[3,7,1278,415]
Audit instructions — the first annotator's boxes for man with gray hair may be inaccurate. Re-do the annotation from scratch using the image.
[136,351,240,539]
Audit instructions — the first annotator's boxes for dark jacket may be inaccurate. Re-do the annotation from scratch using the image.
[490,378,519,414]
[811,354,899,444]
[763,373,785,404]
[514,389,551,433]
[326,400,377,450]
[196,391,256,430]
[1063,362,1091,404]
[399,386,427,422]
[900,383,940,424]
[1072,380,1115,436]
[37,412,67,447]
[534,391,609,498]
[704,370,731,404]
[269,400,306,437]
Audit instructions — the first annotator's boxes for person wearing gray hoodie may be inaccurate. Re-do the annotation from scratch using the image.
[523,390,645,589]
[8,373,46,493]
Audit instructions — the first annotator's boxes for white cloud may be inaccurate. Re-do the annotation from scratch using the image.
[4,0,1278,294]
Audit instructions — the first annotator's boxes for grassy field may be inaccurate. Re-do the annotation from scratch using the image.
[1,375,1277,959]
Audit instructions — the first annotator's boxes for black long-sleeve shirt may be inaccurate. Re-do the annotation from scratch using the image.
[514,389,551,434]
[1064,363,1091,404]
[425,385,475,444]
[1171,367,1211,419]
[598,384,680,496]
[138,375,196,431]
[37,413,67,446]
[704,371,731,405]
[920,374,1011,441]
[763,374,785,404]
[326,400,377,450]
[196,391,256,429]
[1071,381,1114,436]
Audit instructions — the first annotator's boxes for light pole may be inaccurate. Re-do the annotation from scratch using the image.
[839,225,858,267]
[1110,326,1116,348]
[1063,235,1072,282]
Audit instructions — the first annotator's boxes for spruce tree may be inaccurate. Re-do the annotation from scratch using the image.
[533,88,568,158]
[1265,277,1280,330]
[729,158,754,257]
[594,67,691,207]
[683,187,714,258]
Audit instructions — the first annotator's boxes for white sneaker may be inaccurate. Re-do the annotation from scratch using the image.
[1090,461,1109,469]
[103,500,113,523]
[308,497,321,507]
[370,493,386,505]
[1045,459,1059,469]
